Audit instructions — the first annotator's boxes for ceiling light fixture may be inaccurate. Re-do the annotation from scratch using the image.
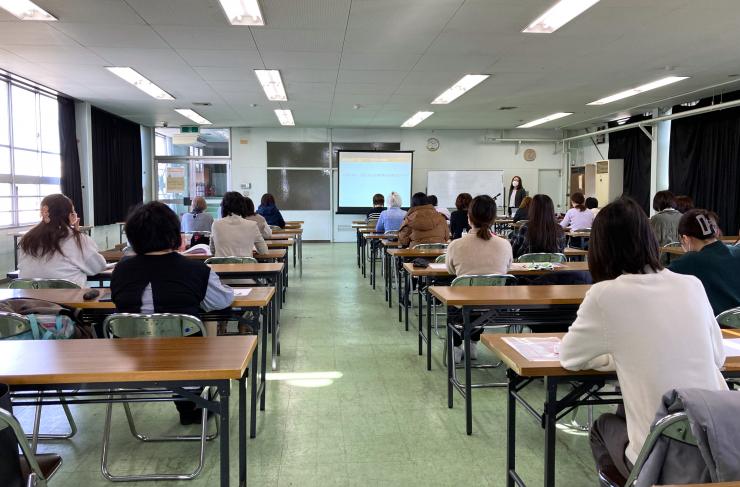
[174,108,211,125]
[517,112,573,128]
[106,67,174,100]
[401,111,434,128]
[431,74,490,104]
[217,0,264,26]
[0,0,57,20]
[274,109,295,126]
[587,76,689,105]
[523,0,599,34]
[255,69,287,101]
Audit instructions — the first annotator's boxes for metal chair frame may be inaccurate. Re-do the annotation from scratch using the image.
[516,253,566,263]
[413,243,448,250]
[716,306,740,328]
[204,256,258,264]
[8,278,80,289]
[0,312,78,453]
[100,313,218,482]
[0,407,62,487]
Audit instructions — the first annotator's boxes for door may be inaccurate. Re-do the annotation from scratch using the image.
[538,169,564,213]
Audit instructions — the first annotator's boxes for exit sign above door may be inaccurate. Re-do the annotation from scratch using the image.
[180,126,200,133]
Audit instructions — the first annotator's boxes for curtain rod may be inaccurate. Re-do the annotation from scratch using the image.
[562,98,740,142]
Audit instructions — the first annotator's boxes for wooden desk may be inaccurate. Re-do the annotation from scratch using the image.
[100,249,287,263]
[0,336,258,487]
[385,247,447,321]
[403,261,589,278]
[564,247,588,259]
[429,285,589,436]
[268,229,303,275]
[266,239,293,248]
[482,331,740,487]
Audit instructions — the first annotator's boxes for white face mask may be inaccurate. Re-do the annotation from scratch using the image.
[512,180,519,188]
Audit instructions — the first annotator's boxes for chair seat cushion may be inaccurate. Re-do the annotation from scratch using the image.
[19,453,62,481]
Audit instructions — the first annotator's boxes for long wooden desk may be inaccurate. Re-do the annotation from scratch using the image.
[99,248,287,263]
[271,228,303,276]
[0,336,258,487]
[482,331,740,487]
[428,285,589,435]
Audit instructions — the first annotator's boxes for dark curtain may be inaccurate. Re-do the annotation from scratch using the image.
[607,114,652,213]
[669,91,740,235]
[91,107,142,225]
[58,96,84,224]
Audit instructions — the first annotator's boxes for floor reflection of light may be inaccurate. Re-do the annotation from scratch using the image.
[265,371,343,388]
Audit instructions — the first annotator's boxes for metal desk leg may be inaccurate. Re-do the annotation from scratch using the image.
[249,343,258,443]
[371,242,377,289]
[426,289,432,371]
[417,277,423,348]
[13,235,20,270]
[260,305,269,410]
[543,378,558,487]
[463,307,473,435]
[271,295,279,371]
[356,230,361,268]
[361,236,367,278]
[404,271,410,332]
[292,237,296,268]
[447,311,454,408]
[219,383,230,487]
[298,233,303,277]
[506,369,517,487]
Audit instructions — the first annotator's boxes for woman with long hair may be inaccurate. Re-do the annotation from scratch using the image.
[449,192,472,239]
[18,194,106,287]
[560,197,726,479]
[508,194,565,258]
[507,175,526,217]
[256,193,286,228]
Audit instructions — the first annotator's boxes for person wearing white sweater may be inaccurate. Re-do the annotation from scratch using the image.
[446,195,513,363]
[18,194,107,288]
[559,197,727,480]
[210,191,268,257]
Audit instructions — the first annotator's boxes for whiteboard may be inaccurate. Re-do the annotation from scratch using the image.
[426,170,505,209]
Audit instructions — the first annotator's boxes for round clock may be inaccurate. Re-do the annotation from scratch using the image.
[523,148,537,161]
[426,137,440,152]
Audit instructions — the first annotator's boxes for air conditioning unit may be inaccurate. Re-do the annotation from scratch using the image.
[172,133,207,147]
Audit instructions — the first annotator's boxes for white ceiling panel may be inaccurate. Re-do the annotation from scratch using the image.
[0,22,76,46]
[260,51,341,70]
[178,49,264,68]
[38,0,144,24]
[53,23,169,49]
[252,28,345,52]
[340,51,421,71]
[125,0,226,27]
[4,45,106,65]
[259,0,351,30]
[152,26,258,50]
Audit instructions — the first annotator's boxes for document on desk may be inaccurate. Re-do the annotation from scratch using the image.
[233,288,252,296]
[427,263,447,270]
[503,337,561,361]
[723,338,740,357]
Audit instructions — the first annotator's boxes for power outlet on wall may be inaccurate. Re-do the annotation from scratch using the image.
[240,183,252,189]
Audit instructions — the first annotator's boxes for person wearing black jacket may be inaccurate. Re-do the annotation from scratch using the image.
[449,192,472,239]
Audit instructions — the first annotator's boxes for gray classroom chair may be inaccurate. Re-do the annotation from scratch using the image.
[716,306,740,328]
[204,256,258,264]
[100,313,216,482]
[413,243,448,250]
[516,252,566,263]
[8,279,80,289]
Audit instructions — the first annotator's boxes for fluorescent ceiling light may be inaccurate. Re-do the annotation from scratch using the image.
[174,108,211,125]
[274,109,295,126]
[431,74,490,104]
[255,70,287,101]
[587,76,689,105]
[517,112,573,128]
[218,0,264,25]
[523,0,599,33]
[106,67,174,100]
[401,111,434,128]
[0,0,57,20]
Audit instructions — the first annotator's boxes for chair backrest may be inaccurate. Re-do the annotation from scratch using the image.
[384,230,398,236]
[662,242,682,249]
[204,256,258,264]
[516,253,566,263]
[413,243,448,250]
[103,313,206,338]
[716,307,740,328]
[269,225,281,231]
[451,274,515,287]
[8,278,80,289]
[0,312,31,339]
[623,412,697,486]
[434,254,446,263]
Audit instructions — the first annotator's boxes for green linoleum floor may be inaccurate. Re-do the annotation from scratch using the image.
[24,243,600,486]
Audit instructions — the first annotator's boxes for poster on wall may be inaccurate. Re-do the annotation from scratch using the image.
[166,166,186,193]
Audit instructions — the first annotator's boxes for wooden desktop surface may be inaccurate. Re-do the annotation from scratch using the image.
[99,249,287,262]
[0,287,276,309]
[266,239,293,247]
[208,262,284,275]
[386,248,446,258]
[403,261,589,277]
[429,284,590,306]
[482,330,740,378]
[0,336,256,385]
[381,240,401,247]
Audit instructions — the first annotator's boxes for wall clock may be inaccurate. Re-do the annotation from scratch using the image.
[426,137,440,152]
[523,148,537,161]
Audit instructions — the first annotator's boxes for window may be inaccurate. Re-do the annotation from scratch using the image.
[0,76,61,227]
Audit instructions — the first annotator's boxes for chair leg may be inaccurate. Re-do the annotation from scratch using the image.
[122,392,219,442]
[101,389,212,481]
[27,393,78,453]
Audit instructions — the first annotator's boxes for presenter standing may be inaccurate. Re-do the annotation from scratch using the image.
[508,175,527,217]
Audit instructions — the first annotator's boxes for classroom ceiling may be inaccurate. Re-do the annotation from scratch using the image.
[1,0,740,130]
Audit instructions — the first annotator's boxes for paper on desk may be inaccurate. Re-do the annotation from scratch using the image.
[723,338,740,357]
[427,263,447,270]
[232,288,252,296]
[105,262,116,270]
[502,337,561,361]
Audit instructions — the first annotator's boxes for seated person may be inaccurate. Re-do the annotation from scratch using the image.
[111,201,234,425]
[669,209,740,316]
[428,195,450,220]
[211,192,268,257]
[19,193,106,288]
[560,192,594,231]
[446,195,512,363]
[256,193,285,229]
[375,192,406,233]
[585,196,599,217]
[449,192,472,239]
[512,196,532,223]
[398,192,449,248]
[560,197,726,480]
[650,190,682,247]
[366,193,386,222]
[509,194,565,259]
[674,194,694,214]
[181,196,214,233]
[243,196,272,239]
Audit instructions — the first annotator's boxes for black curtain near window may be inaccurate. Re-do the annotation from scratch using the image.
[669,90,740,235]
[91,106,142,226]
[58,96,84,223]
[607,114,652,213]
